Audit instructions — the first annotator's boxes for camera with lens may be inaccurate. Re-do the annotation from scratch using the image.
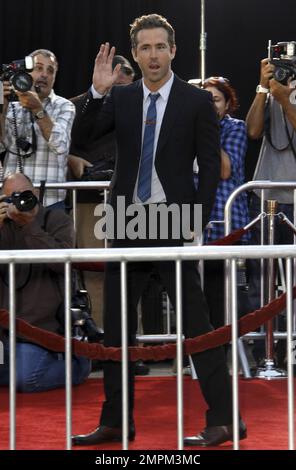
[270,41,296,85]
[3,190,38,212]
[0,56,34,101]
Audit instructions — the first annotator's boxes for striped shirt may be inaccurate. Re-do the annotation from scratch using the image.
[0,90,75,206]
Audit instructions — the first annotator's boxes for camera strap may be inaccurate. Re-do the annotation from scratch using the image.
[283,113,296,159]
[264,95,296,157]
[11,103,24,173]
[8,105,37,171]
[29,112,37,153]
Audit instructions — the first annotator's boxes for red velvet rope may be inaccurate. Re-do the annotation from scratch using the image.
[208,227,247,245]
[0,285,292,362]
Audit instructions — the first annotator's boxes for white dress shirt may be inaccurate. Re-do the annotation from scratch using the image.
[133,73,174,203]
[91,72,174,204]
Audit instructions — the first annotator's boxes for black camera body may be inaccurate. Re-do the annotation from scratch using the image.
[0,57,34,101]
[270,41,296,85]
[3,190,38,212]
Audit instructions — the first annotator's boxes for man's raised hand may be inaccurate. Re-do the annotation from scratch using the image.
[92,43,121,95]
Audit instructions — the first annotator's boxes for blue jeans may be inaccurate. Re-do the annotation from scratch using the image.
[0,339,91,392]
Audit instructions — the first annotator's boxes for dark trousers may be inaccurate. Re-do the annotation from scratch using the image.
[203,260,225,330]
[100,256,233,429]
[141,270,164,335]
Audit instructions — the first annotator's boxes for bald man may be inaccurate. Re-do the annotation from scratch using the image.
[0,173,91,392]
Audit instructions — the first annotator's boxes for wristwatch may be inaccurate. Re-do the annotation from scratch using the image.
[256,85,269,94]
[34,109,47,120]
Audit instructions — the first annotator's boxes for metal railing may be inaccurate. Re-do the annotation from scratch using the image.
[32,181,110,233]
[1,244,295,451]
[224,180,296,325]
[223,182,296,378]
[0,180,110,231]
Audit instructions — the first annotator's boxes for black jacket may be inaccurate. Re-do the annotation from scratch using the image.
[71,75,221,228]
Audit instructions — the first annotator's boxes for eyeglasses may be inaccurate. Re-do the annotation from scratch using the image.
[203,76,230,84]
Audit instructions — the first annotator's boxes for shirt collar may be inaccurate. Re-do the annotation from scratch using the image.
[42,89,56,105]
[220,114,230,128]
[142,72,174,103]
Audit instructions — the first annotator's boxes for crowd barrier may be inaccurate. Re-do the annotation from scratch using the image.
[1,244,295,450]
[224,181,296,379]
[0,180,295,450]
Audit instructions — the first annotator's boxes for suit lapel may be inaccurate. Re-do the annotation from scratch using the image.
[156,76,184,157]
[130,81,143,164]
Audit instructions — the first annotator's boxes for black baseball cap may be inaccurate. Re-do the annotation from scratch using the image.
[112,55,135,76]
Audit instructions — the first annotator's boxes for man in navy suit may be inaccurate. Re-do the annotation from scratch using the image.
[72,13,246,447]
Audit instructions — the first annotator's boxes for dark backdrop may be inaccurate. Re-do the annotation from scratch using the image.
[1,0,295,177]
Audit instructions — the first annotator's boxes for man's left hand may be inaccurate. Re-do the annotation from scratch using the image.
[7,203,39,226]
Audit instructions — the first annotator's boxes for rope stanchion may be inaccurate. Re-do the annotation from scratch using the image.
[0,285,293,361]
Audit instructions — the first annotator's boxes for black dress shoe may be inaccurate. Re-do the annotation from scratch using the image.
[184,420,247,447]
[72,425,136,446]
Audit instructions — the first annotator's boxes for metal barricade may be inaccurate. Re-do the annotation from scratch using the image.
[224,182,296,377]
[1,245,295,450]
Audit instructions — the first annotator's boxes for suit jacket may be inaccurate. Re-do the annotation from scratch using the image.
[71,75,221,228]
[69,92,116,203]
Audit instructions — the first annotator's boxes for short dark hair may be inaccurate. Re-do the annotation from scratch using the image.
[130,13,175,49]
[29,49,58,70]
[112,55,135,76]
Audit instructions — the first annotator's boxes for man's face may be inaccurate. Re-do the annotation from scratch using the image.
[30,54,57,99]
[132,27,176,90]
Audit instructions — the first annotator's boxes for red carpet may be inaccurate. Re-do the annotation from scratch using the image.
[0,377,295,450]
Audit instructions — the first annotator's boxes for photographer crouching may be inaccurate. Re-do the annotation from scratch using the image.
[0,173,91,392]
[0,49,75,208]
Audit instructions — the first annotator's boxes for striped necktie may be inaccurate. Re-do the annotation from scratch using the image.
[137,93,160,202]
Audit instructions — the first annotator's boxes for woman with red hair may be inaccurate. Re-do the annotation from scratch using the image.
[201,77,248,329]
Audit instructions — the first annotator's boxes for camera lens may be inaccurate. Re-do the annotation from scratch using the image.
[11,71,33,92]
[13,190,38,212]
[274,66,290,84]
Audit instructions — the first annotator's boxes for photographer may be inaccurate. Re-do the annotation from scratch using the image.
[246,52,296,366]
[0,173,91,392]
[0,49,75,207]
